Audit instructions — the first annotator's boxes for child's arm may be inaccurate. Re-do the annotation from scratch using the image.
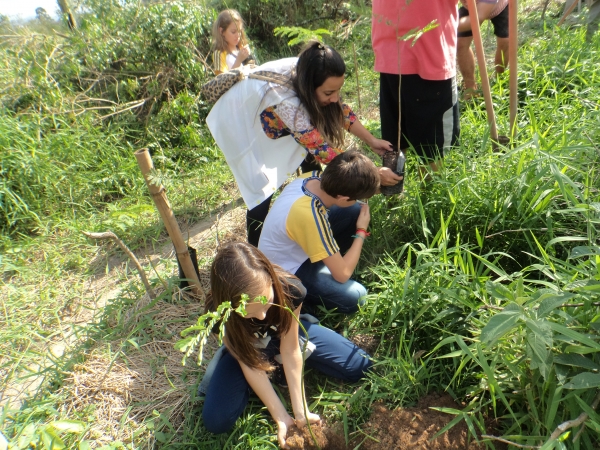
[348,119,393,156]
[239,361,295,447]
[280,305,321,428]
[322,203,371,283]
[230,45,250,69]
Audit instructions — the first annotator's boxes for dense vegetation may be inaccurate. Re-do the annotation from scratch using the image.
[1,0,599,449]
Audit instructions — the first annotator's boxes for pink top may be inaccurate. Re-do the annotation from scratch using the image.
[462,0,509,19]
[372,0,459,80]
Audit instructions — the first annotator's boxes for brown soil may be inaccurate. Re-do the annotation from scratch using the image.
[285,423,348,450]
[349,333,380,355]
[358,393,502,450]
[283,393,504,450]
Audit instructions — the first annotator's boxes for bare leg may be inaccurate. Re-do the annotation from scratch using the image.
[495,37,509,73]
[419,159,443,182]
[457,36,477,91]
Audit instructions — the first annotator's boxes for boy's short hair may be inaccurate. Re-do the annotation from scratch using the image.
[321,151,379,200]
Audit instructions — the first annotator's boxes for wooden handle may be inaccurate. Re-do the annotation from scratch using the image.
[134,148,204,300]
[466,0,499,142]
[509,0,518,141]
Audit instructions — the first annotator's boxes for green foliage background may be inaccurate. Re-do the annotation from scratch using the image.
[1,1,600,449]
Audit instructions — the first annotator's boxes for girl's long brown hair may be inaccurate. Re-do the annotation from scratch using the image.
[206,242,295,372]
[211,9,248,52]
[292,41,346,149]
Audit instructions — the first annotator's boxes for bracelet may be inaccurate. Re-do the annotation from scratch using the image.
[356,228,371,237]
[351,234,365,241]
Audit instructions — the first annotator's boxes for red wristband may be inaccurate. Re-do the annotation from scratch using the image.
[356,228,371,237]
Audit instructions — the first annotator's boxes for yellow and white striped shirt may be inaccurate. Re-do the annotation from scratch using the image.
[258,172,339,274]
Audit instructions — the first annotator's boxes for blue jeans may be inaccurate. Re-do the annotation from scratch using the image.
[294,203,367,315]
[201,319,372,434]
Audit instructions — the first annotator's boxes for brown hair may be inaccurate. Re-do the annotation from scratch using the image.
[292,41,346,149]
[211,9,248,52]
[206,242,295,372]
[321,151,380,200]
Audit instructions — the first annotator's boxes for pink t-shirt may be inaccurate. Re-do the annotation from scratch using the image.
[372,0,459,80]
[462,0,509,19]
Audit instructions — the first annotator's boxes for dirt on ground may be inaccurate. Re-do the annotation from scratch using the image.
[359,393,503,450]
[286,423,348,450]
[349,333,380,355]
[283,393,503,450]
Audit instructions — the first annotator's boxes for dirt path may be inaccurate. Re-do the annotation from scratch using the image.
[1,198,245,412]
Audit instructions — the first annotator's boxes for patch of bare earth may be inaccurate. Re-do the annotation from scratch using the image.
[286,423,348,450]
[349,334,380,355]
[358,393,505,450]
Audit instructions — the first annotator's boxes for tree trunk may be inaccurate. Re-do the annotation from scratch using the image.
[57,0,77,30]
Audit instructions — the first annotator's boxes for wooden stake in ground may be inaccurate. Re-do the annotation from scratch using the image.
[134,148,205,300]
[509,0,518,141]
[466,0,499,143]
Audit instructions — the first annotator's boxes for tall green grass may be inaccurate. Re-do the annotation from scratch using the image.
[2,2,600,450]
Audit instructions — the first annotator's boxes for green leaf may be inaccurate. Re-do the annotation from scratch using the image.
[569,246,600,259]
[79,441,92,450]
[481,306,522,344]
[548,322,600,350]
[526,332,553,379]
[40,429,65,450]
[49,420,86,433]
[555,353,600,371]
[564,279,600,291]
[537,292,575,318]
[486,281,515,301]
[525,318,553,346]
[563,372,600,389]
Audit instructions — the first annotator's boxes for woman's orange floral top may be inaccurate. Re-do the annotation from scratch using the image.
[260,101,357,165]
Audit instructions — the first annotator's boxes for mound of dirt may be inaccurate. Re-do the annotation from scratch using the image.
[359,393,494,450]
[285,423,348,450]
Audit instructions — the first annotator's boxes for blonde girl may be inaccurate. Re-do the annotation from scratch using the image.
[211,9,252,74]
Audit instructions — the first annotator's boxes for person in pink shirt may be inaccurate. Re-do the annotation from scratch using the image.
[457,0,510,99]
[372,0,460,179]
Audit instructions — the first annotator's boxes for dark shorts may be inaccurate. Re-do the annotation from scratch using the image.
[458,4,509,39]
[379,73,459,162]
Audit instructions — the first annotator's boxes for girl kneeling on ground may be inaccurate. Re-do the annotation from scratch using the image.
[201,242,372,447]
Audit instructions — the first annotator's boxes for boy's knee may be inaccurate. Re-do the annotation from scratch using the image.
[337,284,367,314]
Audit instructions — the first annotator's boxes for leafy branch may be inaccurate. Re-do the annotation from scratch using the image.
[399,20,439,47]
[274,26,332,46]
[175,296,248,366]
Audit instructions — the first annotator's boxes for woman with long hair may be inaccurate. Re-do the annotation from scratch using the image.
[200,242,372,447]
[206,41,401,247]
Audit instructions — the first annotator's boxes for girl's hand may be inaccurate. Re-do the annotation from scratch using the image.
[355,203,371,230]
[276,415,296,449]
[369,138,393,157]
[295,412,322,429]
[237,45,250,62]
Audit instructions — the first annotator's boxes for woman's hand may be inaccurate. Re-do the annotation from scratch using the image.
[295,412,322,429]
[276,415,296,449]
[355,202,371,230]
[368,138,393,157]
[379,167,403,186]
